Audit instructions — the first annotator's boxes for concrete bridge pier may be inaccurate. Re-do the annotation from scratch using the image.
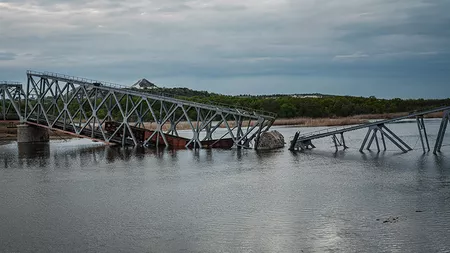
[17,124,49,143]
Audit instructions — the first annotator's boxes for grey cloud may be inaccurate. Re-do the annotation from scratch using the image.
[335,0,450,58]
[0,52,16,60]
[0,0,449,97]
[156,3,192,13]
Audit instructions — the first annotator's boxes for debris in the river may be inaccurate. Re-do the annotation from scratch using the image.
[256,130,285,150]
[415,210,424,213]
[382,216,399,223]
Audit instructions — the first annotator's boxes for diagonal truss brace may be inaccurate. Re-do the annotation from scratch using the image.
[360,124,412,153]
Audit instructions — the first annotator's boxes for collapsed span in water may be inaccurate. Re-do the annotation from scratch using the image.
[1,71,278,149]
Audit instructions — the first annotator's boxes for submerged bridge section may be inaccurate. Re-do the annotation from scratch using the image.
[290,106,450,154]
[16,71,276,149]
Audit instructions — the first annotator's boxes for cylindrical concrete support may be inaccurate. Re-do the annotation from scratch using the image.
[17,124,49,143]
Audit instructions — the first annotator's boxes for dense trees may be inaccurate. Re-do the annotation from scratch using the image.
[137,87,450,119]
[183,95,449,118]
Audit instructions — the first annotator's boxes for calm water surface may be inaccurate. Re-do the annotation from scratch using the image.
[1,120,450,253]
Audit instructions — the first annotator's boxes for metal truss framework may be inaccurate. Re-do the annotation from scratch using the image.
[359,124,412,153]
[0,82,25,121]
[434,110,450,154]
[24,71,276,149]
[290,106,450,154]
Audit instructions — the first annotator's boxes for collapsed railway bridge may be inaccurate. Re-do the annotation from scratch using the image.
[1,71,277,149]
[290,106,450,154]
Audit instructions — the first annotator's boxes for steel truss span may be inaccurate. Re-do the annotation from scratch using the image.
[24,71,276,149]
[0,82,25,121]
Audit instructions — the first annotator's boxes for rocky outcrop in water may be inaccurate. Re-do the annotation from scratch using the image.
[257,130,285,150]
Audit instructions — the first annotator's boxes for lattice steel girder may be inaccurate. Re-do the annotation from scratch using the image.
[0,82,25,121]
[25,71,276,149]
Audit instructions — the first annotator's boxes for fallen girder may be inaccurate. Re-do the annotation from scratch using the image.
[290,106,450,154]
[25,71,276,149]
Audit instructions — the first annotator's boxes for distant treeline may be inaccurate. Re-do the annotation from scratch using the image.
[139,87,450,118]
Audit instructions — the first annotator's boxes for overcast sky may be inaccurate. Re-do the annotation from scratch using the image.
[1,0,449,98]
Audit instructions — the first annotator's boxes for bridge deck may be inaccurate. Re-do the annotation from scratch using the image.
[291,105,450,150]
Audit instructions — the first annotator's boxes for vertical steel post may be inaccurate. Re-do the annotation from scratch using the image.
[360,128,372,152]
[374,130,380,152]
[63,82,67,130]
[380,129,387,151]
[254,118,265,150]
[434,111,449,154]
[1,88,5,120]
[340,133,347,149]
[332,134,338,152]
[236,115,242,149]
[122,94,129,146]
[417,116,426,153]
[25,76,30,122]
[421,117,430,152]
[367,128,377,150]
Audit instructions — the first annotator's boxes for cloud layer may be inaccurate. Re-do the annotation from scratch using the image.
[1,0,449,97]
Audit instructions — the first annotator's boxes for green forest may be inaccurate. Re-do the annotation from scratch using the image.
[143,87,450,118]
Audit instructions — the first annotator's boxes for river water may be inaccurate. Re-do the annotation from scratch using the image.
[1,120,450,252]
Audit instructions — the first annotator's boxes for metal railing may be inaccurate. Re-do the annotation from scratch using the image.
[27,70,127,90]
[298,124,360,139]
[0,81,22,87]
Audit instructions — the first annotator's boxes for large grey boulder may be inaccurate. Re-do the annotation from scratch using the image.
[257,130,285,150]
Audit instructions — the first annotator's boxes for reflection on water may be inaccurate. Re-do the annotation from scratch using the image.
[18,143,50,159]
[1,123,450,252]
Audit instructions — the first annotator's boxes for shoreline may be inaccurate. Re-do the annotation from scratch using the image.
[272,111,444,127]
[0,126,77,141]
[0,112,444,140]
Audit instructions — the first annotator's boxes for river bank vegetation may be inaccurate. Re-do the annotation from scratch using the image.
[148,87,450,119]
[186,94,449,119]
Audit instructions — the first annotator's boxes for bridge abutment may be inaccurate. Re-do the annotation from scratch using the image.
[17,124,49,143]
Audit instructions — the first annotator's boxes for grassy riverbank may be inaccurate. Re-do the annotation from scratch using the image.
[273,111,444,127]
